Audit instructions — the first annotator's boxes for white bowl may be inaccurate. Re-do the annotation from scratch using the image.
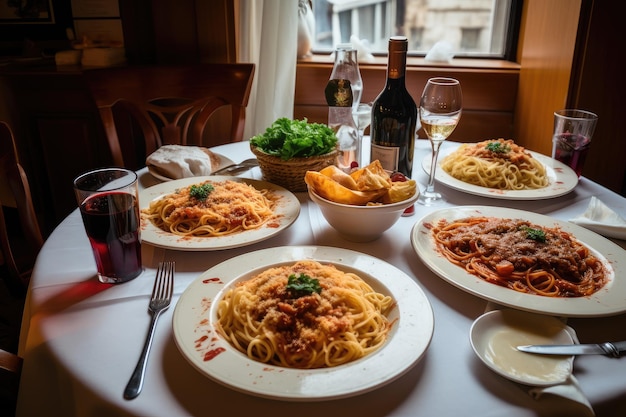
[470,309,575,386]
[308,187,419,242]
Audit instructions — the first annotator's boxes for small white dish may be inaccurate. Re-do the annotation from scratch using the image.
[470,309,575,386]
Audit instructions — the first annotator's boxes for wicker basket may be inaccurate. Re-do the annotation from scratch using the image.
[250,144,337,192]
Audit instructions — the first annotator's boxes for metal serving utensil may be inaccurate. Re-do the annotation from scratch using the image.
[212,158,258,175]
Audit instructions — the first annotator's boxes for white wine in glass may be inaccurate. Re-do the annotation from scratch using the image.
[417,77,462,205]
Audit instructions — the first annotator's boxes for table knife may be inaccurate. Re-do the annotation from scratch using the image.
[517,341,626,357]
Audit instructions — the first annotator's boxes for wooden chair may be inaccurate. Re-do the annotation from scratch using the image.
[0,347,22,416]
[0,121,44,296]
[84,63,255,170]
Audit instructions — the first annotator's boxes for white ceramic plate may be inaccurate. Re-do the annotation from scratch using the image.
[470,309,574,386]
[147,149,234,181]
[422,144,578,200]
[172,246,434,401]
[411,206,626,317]
[138,176,300,251]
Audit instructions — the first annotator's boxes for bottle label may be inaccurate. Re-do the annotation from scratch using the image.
[325,79,353,107]
[371,144,400,172]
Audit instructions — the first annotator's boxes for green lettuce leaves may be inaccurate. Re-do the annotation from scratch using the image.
[250,118,338,160]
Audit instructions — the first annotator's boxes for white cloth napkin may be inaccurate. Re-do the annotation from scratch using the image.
[484,303,595,416]
[569,196,626,240]
[146,145,214,179]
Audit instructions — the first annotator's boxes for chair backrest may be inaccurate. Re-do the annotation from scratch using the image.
[0,349,23,416]
[0,121,44,294]
[84,63,255,170]
[0,347,22,416]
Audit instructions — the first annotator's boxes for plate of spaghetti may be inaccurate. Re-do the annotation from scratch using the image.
[139,176,300,250]
[411,206,626,317]
[172,246,434,401]
[422,140,578,200]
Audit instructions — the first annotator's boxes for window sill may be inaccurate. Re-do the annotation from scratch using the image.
[297,54,520,71]
[295,54,520,141]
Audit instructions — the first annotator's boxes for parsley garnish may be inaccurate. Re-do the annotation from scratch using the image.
[286,273,322,296]
[485,141,511,153]
[521,226,546,242]
[189,183,214,201]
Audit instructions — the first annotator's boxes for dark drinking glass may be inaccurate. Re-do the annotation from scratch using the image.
[80,192,142,282]
[552,133,591,177]
[74,168,143,283]
[552,109,597,178]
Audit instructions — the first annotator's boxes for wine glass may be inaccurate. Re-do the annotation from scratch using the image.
[351,103,372,168]
[417,77,462,205]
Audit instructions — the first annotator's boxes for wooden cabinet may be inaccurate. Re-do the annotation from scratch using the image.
[1,65,114,236]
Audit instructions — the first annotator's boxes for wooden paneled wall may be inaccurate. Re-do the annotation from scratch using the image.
[566,1,625,195]
[513,0,581,156]
[514,0,624,194]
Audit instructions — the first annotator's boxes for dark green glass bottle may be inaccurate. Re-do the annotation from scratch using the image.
[370,36,417,177]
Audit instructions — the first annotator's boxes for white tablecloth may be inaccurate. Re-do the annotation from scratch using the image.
[17,139,626,417]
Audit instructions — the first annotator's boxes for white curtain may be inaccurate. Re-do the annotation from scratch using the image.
[238,0,299,140]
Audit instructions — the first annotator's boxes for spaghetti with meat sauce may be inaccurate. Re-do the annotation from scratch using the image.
[143,180,278,237]
[432,216,608,297]
[216,260,394,369]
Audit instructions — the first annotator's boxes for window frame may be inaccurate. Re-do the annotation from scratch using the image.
[309,0,524,61]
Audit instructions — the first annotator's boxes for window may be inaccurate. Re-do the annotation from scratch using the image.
[311,0,521,59]
[460,28,481,51]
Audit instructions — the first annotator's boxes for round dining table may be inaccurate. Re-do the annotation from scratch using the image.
[16,138,626,417]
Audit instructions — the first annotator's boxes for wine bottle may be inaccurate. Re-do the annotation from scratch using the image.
[370,36,417,177]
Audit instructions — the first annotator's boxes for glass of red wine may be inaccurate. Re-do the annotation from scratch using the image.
[73,168,143,283]
[552,109,598,178]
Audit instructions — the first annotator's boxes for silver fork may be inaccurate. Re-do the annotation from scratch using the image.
[124,261,175,400]
[211,158,259,175]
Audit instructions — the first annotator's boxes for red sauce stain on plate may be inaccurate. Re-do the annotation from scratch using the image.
[195,335,209,348]
[204,347,226,361]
